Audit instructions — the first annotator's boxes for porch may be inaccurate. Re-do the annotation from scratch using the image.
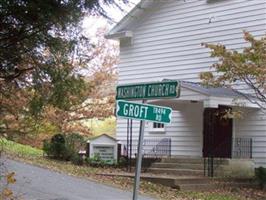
[121,137,253,160]
[119,81,259,177]
[121,136,253,177]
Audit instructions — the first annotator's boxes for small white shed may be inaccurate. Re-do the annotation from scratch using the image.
[87,134,120,164]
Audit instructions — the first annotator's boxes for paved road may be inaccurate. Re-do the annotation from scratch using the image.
[2,159,155,200]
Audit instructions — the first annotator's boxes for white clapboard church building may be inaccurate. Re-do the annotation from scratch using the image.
[106,0,266,168]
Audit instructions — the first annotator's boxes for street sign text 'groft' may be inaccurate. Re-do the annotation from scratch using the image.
[116,100,172,124]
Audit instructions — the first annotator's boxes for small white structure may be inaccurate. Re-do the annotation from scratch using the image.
[87,134,119,164]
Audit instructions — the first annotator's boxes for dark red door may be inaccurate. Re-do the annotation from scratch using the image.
[203,106,232,158]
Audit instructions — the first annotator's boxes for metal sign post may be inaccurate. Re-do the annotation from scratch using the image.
[115,80,179,200]
[132,100,146,200]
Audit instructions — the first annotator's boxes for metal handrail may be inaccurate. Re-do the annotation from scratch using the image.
[122,138,171,158]
[204,137,253,177]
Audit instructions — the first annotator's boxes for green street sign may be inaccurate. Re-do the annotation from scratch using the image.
[116,100,172,124]
[116,80,180,100]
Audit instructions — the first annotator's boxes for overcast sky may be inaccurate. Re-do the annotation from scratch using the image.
[82,0,141,37]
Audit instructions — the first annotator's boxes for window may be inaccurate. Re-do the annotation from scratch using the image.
[153,123,164,129]
[149,122,165,133]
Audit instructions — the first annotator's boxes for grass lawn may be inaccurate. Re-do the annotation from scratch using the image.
[1,138,43,157]
[83,117,116,136]
[0,138,265,200]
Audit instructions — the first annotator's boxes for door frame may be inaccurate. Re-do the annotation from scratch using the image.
[202,105,233,158]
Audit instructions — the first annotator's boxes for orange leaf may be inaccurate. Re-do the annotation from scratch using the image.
[2,188,13,197]
[6,172,16,184]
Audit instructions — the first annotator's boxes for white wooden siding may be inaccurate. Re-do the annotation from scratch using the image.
[117,102,203,157]
[235,109,266,167]
[116,0,266,166]
[118,0,266,84]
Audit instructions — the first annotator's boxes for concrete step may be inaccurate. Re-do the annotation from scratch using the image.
[141,176,209,188]
[144,176,257,191]
[174,177,210,185]
[151,162,204,170]
[96,172,258,191]
[147,167,204,176]
[161,157,230,165]
[161,158,204,164]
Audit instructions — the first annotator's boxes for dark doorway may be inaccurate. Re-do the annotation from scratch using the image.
[203,106,233,158]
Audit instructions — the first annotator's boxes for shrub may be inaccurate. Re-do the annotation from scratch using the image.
[255,167,266,189]
[43,134,66,159]
[42,139,51,157]
[65,133,84,154]
[64,133,85,161]
[117,156,127,167]
[86,153,107,167]
[70,153,84,166]
[43,133,85,163]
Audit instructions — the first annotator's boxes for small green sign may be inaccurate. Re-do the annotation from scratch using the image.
[116,81,180,100]
[116,100,172,123]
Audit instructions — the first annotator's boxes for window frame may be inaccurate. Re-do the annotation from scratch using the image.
[148,122,165,133]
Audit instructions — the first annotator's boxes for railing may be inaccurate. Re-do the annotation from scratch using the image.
[203,137,231,177]
[121,138,171,158]
[144,138,171,158]
[233,138,252,159]
[204,137,253,177]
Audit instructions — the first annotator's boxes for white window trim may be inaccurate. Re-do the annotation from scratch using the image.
[148,122,165,133]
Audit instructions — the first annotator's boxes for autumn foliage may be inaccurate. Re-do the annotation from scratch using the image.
[200,32,266,110]
[0,28,118,146]
[0,171,16,200]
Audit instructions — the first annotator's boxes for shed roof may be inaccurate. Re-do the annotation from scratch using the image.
[88,134,117,142]
[181,81,245,98]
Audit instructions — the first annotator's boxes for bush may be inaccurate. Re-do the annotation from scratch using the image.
[42,139,51,156]
[255,167,266,189]
[64,133,85,162]
[86,153,107,167]
[65,133,84,154]
[70,153,84,166]
[117,156,127,167]
[43,134,66,159]
[43,133,85,164]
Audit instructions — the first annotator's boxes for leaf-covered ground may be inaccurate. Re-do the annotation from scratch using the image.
[1,138,266,200]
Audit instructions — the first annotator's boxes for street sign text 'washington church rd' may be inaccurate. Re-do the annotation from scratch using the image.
[116,80,180,100]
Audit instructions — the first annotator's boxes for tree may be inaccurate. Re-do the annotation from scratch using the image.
[200,32,266,110]
[0,27,118,143]
[0,1,123,138]
[41,28,118,136]
[0,0,125,81]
